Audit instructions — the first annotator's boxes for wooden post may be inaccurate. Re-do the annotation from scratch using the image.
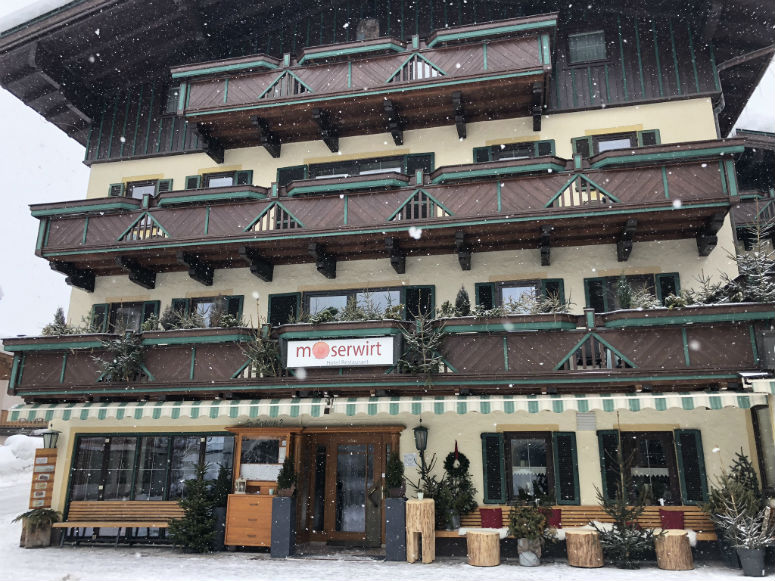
[406,498,435,563]
[466,530,500,566]
[565,528,604,568]
[655,530,694,570]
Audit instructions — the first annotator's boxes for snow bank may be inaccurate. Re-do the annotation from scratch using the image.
[0,0,75,34]
[0,435,41,487]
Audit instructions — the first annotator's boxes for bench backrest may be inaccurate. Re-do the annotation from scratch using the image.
[65,501,184,522]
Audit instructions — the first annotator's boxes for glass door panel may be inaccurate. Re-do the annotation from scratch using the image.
[335,444,368,532]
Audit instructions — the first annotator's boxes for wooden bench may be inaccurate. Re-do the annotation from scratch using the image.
[53,501,185,547]
[436,505,716,541]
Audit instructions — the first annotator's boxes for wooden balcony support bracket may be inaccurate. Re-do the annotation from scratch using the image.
[176,251,214,286]
[116,256,156,289]
[195,123,224,164]
[239,246,274,282]
[383,99,405,146]
[385,237,406,274]
[696,211,727,257]
[312,108,339,153]
[308,243,336,279]
[50,261,95,293]
[616,219,638,262]
[455,231,472,271]
[452,91,466,140]
[252,116,281,158]
[531,82,544,132]
[540,225,553,266]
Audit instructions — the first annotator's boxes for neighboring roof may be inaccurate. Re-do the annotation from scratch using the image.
[0,0,76,35]
[0,350,12,380]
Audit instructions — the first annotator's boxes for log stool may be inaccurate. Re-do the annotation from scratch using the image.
[655,530,694,570]
[565,528,604,568]
[406,498,435,564]
[466,530,500,567]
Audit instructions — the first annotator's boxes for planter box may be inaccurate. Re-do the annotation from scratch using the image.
[271,496,296,558]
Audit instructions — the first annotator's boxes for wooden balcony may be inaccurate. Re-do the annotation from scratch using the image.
[171,14,556,150]
[30,139,744,286]
[4,303,771,403]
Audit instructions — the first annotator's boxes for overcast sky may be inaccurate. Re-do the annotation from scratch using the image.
[0,1,773,339]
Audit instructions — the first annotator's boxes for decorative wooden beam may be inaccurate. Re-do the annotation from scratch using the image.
[116,256,156,289]
[195,123,224,164]
[616,218,638,262]
[308,243,336,279]
[455,231,472,271]
[239,246,274,282]
[50,261,95,293]
[252,116,281,158]
[312,108,339,153]
[452,91,466,140]
[531,82,544,132]
[540,225,552,266]
[385,237,406,274]
[176,251,214,286]
[696,212,726,256]
[383,99,405,146]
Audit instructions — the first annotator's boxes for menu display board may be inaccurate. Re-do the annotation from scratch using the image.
[29,448,57,509]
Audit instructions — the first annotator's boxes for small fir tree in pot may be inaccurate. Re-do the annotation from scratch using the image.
[169,463,216,553]
[440,444,477,529]
[385,451,406,498]
[454,287,471,316]
[276,455,297,496]
[508,505,547,566]
[14,508,60,548]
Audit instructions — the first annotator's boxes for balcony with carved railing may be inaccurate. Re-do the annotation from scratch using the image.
[4,303,772,403]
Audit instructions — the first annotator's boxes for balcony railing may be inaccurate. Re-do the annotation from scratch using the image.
[4,303,771,403]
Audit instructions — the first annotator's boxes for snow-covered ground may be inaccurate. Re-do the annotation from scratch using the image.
[0,436,760,581]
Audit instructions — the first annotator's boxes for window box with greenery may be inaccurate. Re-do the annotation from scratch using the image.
[14,508,60,548]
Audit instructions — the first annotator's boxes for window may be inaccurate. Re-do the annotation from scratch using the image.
[475,279,565,310]
[473,140,555,163]
[190,170,253,189]
[568,31,606,65]
[598,430,707,504]
[164,84,181,114]
[481,432,579,504]
[276,153,434,187]
[572,130,661,158]
[584,273,679,311]
[90,301,160,333]
[268,293,301,326]
[69,434,234,502]
[170,295,243,327]
[305,289,402,317]
[108,179,173,198]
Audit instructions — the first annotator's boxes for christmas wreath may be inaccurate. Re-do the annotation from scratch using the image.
[443,450,470,478]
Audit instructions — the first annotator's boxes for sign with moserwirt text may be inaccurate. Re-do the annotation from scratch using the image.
[286,336,396,367]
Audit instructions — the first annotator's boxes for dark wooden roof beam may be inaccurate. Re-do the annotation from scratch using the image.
[616,218,638,262]
[176,251,214,286]
[308,243,336,279]
[116,256,156,289]
[252,116,281,158]
[50,261,94,293]
[239,246,274,282]
[312,108,339,153]
[696,211,727,256]
[383,99,405,146]
[196,123,225,164]
[385,237,406,274]
[531,81,544,132]
[452,91,466,140]
[540,225,553,266]
[455,231,472,271]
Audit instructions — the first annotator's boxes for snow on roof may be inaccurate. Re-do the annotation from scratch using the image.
[0,0,77,35]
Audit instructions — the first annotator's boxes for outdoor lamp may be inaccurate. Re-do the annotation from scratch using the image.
[413,422,428,452]
[41,429,61,449]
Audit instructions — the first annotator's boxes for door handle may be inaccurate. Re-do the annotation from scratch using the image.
[368,484,381,507]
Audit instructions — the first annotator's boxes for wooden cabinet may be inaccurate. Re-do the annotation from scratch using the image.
[225,494,273,547]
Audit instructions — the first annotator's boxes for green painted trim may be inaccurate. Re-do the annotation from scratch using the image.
[81,217,89,245]
[157,190,267,206]
[483,42,488,70]
[144,85,155,155]
[604,310,775,328]
[682,328,691,366]
[709,43,721,92]
[343,196,348,225]
[244,201,304,231]
[544,174,620,208]
[183,70,547,116]
[591,332,637,368]
[387,188,453,221]
[604,63,611,102]
[35,219,48,251]
[634,21,645,97]
[347,61,352,88]
[222,78,228,104]
[661,167,670,198]
[719,161,728,195]
[675,429,709,503]
[687,24,700,93]
[141,333,252,346]
[5,340,104,352]
[426,18,556,48]
[8,355,21,389]
[750,325,759,364]
[257,70,313,100]
[502,336,509,370]
[431,162,565,184]
[189,346,196,380]
[541,34,551,66]
[286,177,406,196]
[42,202,733,258]
[131,86,142,157]
[554,332,593,370]
[106,100,118,159]
[32,201,139,217]
[204,206,210,235]
[278,327,403,339]
[387,52,446,83]
[590,145,745,169]
[496,181,502,212]
[617,16,628,101]
[117,212,170,241]
[442,321,577,333]
[119,96,130,157]
[652,25,664,97]
[298,41,405,64]
[669,20,681,94]
[172,59,279,79]
[94,109,104,157]
[725,159,738,196]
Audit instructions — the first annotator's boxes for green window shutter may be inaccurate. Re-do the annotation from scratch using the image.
[405,153,434,174]
[597,430,621,500]
[268,293,301,326]
[171,298,191,317]
[571,136,593,158]
[541,279,565,303]
[637,129,661,147]
[473,146,491,163]
[481,433,506,503]
[553,432,580,504]
[404,286,434,320]
[655,273,680,304]
[185,175,202,190]
[108,183,125,197]
[225,295,244,320]
[90,303,110,333]
[475,282,496,309]
[277,165,308,187]
[234,170,253,186]
[155,179,173,194]
[142,301,160,322]
[535,139,556,157]
[675,429,708,504]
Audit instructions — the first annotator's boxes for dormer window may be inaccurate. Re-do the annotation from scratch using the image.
[568,31,606,65]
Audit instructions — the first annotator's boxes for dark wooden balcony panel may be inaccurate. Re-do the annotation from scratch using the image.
[62,351,102,385]
[681,326,755,368]
[444,335,507,374]
[18,352,63,388]
[504,333,587,374]
[192,343,249,380]
[142,346,192,383]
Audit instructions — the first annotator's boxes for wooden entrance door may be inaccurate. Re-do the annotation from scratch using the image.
[301,431,394,545]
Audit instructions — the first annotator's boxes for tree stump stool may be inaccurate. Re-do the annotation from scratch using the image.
[565,528,604,568]
[406,499,435,564]
[655,530,694,570]
[466,530,500,567]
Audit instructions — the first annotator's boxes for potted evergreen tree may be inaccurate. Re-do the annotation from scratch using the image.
[508,505,547,566]
[385,451,406,498]
[440,446,477,530]
[168,463,216,553]
[276,455,297,497]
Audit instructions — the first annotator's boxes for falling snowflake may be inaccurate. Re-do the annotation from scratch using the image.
[673,199,682,209]
[408,226,423,240]
[295,368,307,380]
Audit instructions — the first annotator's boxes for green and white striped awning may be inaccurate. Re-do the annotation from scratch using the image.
[750,379,775,395]
[8,392,767,423]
